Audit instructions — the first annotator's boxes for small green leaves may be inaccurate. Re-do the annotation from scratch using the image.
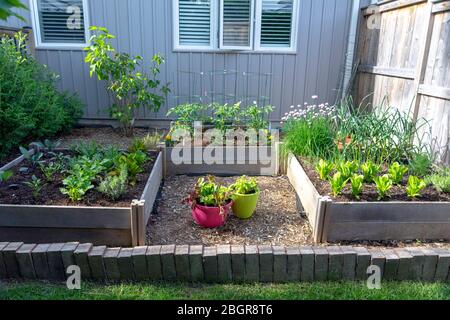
[330,172,348,197]
[361,161,380,183]
[0,170,13,183]
[406,176,427,199]
[388,162,409,184]
[350,174,364,200]
[315,159,334,181]
[374,175,393,200]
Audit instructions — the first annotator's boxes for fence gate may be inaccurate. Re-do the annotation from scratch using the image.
[354,0,450,164]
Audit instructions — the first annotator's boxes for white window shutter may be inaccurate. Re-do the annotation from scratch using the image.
[36,0,87,44]
[220,0,254,50]
[256,0,298,51]
[177,0,213,48]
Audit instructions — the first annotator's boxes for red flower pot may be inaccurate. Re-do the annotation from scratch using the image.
[191,202,233,228]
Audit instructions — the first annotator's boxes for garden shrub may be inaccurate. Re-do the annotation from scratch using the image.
[0,32,83,159]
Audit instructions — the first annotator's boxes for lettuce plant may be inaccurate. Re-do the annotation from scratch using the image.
[361,161,380,183]
[336,160,359,180]
[330,172,348,197]
[350,174,364,199]
[230,176,259,195]
[406,176,427,199]
[374,175,393,200]
[315,159,334,181]
[388,162,409,184]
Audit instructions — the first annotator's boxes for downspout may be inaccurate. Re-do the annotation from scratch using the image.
[341,0,362,100]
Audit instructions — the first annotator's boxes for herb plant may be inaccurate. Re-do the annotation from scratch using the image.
[98,166,128,200]
[350,174,364,200]
[85,26,170,136]
[361,161,380,183]
[230,176,259,195]
[60,172,94,202]
[409,153,433,177]
[374,175,393,200]
[426,167,450,194]
[39,162,62,182]
[406,176,427,199]
[388,162,409,185]
[330,172,348,197]
[315,159,334,180]
[0,170,13,183]
[23,175,43,199]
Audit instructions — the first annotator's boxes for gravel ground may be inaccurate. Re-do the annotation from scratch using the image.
[147,175,313,246]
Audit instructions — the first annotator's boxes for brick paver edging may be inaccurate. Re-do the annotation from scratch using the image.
[1,242,449,283]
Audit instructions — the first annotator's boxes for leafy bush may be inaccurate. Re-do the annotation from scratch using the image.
[408,153,433,177]
[0,32,83,159]
[85,26,170,136]
[427,168,450,194]
[361,161,381,183]
[240,103,273,131]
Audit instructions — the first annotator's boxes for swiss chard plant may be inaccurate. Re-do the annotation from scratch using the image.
[406,176,427,199]
[186,176,233,209]
[85,26,170,136]
[374,175,393,200]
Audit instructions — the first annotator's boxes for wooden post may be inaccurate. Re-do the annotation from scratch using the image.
[411,0,435,121]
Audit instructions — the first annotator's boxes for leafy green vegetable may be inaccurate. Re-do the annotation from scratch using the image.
[336,160,359,180]
[230,176,259,195]
[0,170,13,183]
[374,175,393,200]
[361,161,380,183]
[406,176,427,199]
[330,172,348,197]
[350,174,364,200]
[60,172,94,202]
[315,159,334,181]
[98,165,128,200]
[23,175,43,199]
[388,162,409,184]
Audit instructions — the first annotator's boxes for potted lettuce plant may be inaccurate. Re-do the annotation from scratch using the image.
[185,176,234,228]
[230,176,260,219]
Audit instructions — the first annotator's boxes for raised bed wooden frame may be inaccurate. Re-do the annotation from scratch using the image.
[0,150,163,247]
[286,154,450,243]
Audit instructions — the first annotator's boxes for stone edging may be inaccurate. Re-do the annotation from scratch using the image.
[1,242,449,283]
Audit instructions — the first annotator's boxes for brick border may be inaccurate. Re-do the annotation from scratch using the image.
[1,243,449,283]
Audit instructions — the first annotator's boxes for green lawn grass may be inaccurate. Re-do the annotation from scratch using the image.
[1,281,450,300]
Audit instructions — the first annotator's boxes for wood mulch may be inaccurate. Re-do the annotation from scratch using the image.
[299,157,450,202]
[147,175,313,246]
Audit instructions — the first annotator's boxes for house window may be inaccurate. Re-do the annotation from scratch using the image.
[30,0,90,48]
[174,0,299,52]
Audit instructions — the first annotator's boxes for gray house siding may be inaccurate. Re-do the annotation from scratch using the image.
[2,0,357,124]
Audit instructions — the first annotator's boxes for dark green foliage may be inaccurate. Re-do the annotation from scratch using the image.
[0,33,83,159]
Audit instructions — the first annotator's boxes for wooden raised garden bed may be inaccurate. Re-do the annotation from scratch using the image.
[286,154,450,243]
[0,149,163,247]
[161,144,281,176]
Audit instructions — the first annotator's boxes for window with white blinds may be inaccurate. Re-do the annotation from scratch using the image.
[178,0,213,47]
[259,0,295,48]
[31,0,89,47]
[220,0,253,49]
[174,0,299,52]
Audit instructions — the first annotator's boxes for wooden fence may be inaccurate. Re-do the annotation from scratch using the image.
[354,0,450,164]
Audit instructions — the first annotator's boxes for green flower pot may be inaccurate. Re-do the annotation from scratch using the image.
[232,191,260,219]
